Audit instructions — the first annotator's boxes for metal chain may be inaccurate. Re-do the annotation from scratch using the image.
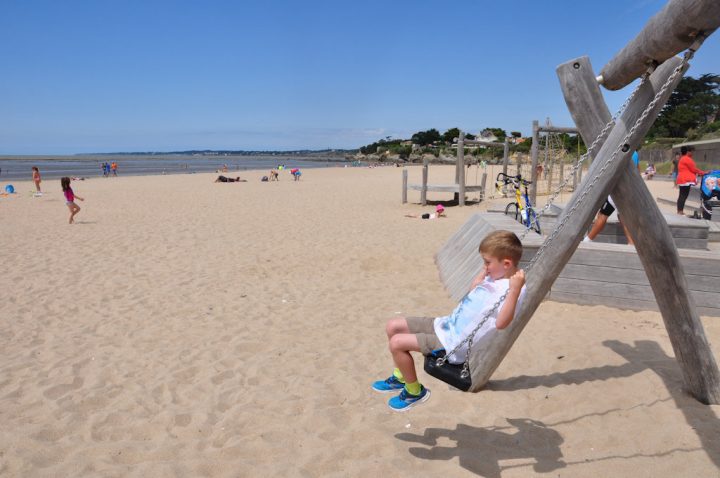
[437,49,694,378]
[524,49,691,276]
[518,72,649,240]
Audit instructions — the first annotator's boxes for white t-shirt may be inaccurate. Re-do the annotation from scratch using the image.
[434,276,526,364]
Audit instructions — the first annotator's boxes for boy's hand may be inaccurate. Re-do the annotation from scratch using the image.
[509,269,525,291]
[469,266,487,290]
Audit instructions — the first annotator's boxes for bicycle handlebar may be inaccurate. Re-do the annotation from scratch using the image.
[496,172,532,186]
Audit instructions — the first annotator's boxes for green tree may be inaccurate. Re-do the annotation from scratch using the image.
[649,73,720,139]
[442,128,461,143]
[411,128,442,146]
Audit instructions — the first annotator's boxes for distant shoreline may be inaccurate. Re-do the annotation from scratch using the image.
[0,154,355,181]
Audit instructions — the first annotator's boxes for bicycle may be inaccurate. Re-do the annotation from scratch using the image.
[496,172,541,234]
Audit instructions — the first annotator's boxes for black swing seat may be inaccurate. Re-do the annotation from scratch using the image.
[424,349,472,391]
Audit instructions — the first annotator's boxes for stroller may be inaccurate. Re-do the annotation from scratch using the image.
[698,170,720,220]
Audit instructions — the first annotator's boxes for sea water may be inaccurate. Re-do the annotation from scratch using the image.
[0,154,351,181]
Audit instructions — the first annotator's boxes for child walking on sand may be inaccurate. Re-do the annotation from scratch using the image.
[372,230,526,411]
[61,177,84,224]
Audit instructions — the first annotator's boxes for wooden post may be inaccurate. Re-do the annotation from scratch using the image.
[481,172,487,202]
[558,159,564,195]
[421,158,428,206]
[558,55,720,404]
[466,55,686,393]
[529,120,539,205]
[599,0,720,90]
[458,132,466,206]
[402,168,408,204]
[573,157,579,190]
[502,138,510,176]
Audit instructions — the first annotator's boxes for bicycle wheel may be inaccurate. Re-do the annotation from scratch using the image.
[504,202,521,224]
[527,208,541,234]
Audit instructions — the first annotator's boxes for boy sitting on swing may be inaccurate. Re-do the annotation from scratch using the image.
[372,230,526,411]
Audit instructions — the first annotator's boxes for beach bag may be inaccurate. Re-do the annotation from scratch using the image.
[700,171,720,197]
[261,176,269,182]
[424,349,471,391]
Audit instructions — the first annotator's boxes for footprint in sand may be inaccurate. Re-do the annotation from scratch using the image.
[211,370,235,385]
[174,413,192,427]
[43,377,84,400]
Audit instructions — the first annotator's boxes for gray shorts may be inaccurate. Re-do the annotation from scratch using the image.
[407,316,443,355]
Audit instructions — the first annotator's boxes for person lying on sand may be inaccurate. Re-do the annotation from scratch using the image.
[405,204,446,219]
[215,175,247,183]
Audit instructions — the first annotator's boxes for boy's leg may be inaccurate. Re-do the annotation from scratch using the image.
[373,317,413,392]
[373,317,434,393]
[388,333,422,385]
[385,316,411,339]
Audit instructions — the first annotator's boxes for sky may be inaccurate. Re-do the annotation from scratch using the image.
[1,0,718,154]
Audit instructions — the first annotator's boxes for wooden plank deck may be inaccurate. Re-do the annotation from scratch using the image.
[488,202,713,248]
[435,213,720,316]
[407,183,484,192]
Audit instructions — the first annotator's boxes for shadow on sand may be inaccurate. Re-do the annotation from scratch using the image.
[397,340,719,476]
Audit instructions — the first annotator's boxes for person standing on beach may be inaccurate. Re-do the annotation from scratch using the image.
[61,177,84,224]
[677,146,706,216]
[584,149,640,245]
[32,166,42,195]
[111,162,118,176]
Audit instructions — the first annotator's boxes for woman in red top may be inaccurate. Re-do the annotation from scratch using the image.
[676,146,706,215]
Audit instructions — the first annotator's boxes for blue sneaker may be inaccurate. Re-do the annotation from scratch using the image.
[372,375,405,393]
[388,386,431,412]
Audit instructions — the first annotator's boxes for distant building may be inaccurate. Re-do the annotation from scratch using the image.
[673,138,720,167]
[479,129,499,142]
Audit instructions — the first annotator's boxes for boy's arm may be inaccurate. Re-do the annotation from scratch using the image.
[495,270,525,330]
[468,266,487,292]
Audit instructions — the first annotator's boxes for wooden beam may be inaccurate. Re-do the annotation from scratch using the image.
[465,55,685,393]
[599,0,720,90]
[530,120,539,204]
[463,139,505,147]
[502,138,510,177]
[402,168,408,204]
[559,55,720,404]
[421,158,428,206]
[459,132,466,206]
[537,125,578,134]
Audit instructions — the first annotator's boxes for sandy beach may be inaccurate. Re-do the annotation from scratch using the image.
[1,165,719,477]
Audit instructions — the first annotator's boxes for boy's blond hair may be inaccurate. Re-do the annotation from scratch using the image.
[479,230,523,265]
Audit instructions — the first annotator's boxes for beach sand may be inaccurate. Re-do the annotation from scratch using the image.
[1,165,719,477]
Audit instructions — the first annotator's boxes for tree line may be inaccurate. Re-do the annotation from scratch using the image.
[359,73,718,160]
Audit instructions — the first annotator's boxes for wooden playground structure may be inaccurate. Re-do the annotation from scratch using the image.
[431,0,720,404]
[401,134,509,206]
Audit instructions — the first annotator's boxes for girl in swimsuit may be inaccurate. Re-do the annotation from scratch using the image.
[61,177,84,224]
[32,166,42,195]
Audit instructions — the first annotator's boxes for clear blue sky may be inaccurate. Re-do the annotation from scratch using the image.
[1,0,718,154]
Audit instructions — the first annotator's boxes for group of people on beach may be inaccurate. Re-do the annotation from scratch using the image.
[101,162,118,177]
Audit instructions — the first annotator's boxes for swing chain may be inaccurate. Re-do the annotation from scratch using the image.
[524,48,692,274]
[518,70,650,240]
[436,68,648,369]
[436,47,694,375]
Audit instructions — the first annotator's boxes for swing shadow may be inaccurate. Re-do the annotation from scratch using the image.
[396,418,565,477]
[396,415,704,477]
[405,339,720,474]
[434,340,720,476]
